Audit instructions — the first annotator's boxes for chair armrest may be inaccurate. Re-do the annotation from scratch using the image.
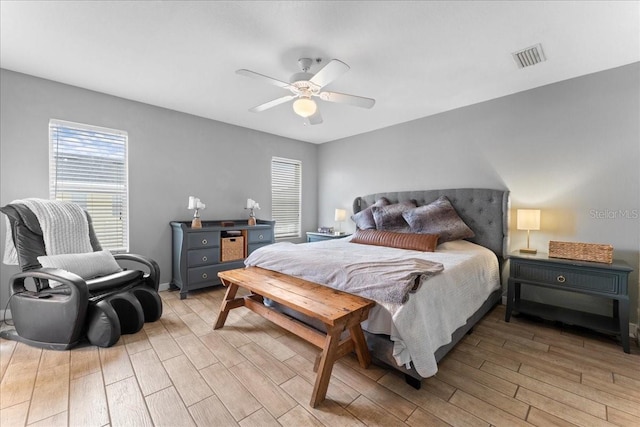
[10,268,89,301]
[113,253,160,290]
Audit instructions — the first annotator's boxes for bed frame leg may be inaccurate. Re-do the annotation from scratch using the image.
[404,374,421,390]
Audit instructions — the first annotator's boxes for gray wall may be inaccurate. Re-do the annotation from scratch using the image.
[0,69,318,306]
[318,63,640,324]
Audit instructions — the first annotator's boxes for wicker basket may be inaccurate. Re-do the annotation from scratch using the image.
[548,241,613,264]
[221,236,244,262]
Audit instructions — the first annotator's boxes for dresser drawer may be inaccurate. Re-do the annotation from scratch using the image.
[247,242,271,256]
[187,231,220,249]
[512,262,619,294]
[247,228,273,244]
[188,265,220,285]
[187,248,220,267]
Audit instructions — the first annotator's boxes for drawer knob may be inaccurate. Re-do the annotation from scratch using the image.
[557,275,566,283]
[259,234,264,240]
[202,239,208,245]
[202,256,208,262]
[202,273,208,279]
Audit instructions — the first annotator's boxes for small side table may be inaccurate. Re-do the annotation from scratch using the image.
[505,252,632,353]
[306,232,351,243]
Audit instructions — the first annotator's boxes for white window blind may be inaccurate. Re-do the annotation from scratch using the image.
[49,119,129,252]
[271,157,301,239]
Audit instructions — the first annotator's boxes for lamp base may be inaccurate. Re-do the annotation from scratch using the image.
[519,248,537,254]
[191,218,202,228]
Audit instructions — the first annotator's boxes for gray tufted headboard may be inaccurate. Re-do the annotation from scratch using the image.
[353,188,510,260]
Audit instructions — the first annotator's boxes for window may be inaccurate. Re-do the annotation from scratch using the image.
[271,157,301,239]
[49,119,129,252]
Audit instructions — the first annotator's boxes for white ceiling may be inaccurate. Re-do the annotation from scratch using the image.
[1,1,638,144]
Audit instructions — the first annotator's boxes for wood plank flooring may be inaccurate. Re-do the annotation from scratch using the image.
[1,286,638,426]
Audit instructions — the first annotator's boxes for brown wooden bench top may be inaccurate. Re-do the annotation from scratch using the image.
[214,266,375,407]
[217,267,375,326]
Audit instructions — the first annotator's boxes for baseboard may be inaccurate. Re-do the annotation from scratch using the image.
[159,282,170,292]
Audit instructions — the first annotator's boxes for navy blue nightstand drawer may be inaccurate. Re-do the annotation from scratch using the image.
[512,262,619,294]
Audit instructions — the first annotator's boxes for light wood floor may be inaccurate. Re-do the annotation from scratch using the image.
[1,286,639,427]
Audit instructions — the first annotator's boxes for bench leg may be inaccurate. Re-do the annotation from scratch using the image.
[349,324,371,369]
[214,282,239,330]
[310,325,341,407]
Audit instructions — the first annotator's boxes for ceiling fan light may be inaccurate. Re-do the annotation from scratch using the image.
[292,97,317,118]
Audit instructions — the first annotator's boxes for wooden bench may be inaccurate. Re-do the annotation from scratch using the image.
[214,266,375,407]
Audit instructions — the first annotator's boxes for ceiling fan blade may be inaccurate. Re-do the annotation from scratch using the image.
[236,69,291,89]
[249,95,296,113]
[309,59,350,88]
[305,110,323,125]
[319,91,376,109]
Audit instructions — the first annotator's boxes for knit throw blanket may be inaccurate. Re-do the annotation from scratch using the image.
[3,198,92,265]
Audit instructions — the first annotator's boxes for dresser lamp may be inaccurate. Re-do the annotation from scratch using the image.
[517,209,540,254]
[245,198,260,226]
[188,196,206,228]
[334,208,347,235]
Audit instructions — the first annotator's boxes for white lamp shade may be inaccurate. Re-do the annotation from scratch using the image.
[334,208,347,222]
[246,198,260,209]
[292,97,317,118]
[188,196,197,209]
[517,209,541,231]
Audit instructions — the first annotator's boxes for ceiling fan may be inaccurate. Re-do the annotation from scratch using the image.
[236,58,375,125]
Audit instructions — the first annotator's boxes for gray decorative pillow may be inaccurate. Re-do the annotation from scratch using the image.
[351,197,390,230]
[38,250,122,288]
[402,196,475,243]
[372,200,417,233]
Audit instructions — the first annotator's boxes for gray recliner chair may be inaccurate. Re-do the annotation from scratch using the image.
[1,201,162,350]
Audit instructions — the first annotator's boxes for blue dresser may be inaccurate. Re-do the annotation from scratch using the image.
[170,219,275,299]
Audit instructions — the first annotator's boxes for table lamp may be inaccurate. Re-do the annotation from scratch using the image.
[334,208,347,235]
[245,198,260,226]
[517,209,540,254]
[188,196,206,228]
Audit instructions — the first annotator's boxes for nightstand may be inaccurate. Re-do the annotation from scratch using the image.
[306,232,351,242]
[505,252,633,353]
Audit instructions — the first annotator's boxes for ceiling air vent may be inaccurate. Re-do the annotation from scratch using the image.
[512,43,546,69]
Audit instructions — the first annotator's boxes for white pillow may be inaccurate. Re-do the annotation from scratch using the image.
[38,250,122,288]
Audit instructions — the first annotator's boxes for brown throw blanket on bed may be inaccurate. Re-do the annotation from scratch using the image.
[244,242,444,305]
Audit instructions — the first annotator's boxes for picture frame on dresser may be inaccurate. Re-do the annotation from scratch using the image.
[170,219,275,299]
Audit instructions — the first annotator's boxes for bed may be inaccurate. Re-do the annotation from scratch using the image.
[246,188,509,386]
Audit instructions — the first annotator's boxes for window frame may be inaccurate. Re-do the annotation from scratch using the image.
[271,156,302,240]
[49,119,129,253]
